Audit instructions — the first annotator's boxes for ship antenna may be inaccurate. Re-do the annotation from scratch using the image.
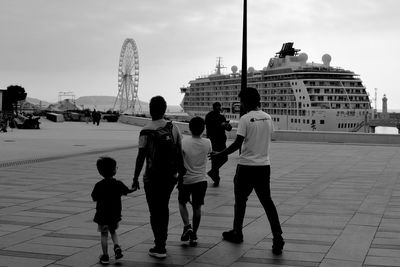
[215,57,226,75]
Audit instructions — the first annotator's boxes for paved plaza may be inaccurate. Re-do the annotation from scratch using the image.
[1,119,400,267]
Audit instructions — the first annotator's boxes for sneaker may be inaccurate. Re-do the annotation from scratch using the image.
[114,244,123,260]
[181,224,193,242]
[272,235,285,255]
[189,232,198,246]
[148,246,167,259]
[222,230,243,243]
[99,254,109,264]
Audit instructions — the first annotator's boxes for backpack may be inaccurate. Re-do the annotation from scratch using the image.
[141,121,183,179]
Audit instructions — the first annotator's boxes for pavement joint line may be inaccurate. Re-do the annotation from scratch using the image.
[0,145,138,169]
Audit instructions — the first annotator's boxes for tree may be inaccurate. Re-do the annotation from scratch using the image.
[4,85,27,113]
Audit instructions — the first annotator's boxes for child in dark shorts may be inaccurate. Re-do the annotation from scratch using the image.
[91,156,135,264]
[178,117,212,245]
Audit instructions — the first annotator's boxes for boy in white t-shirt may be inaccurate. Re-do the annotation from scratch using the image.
[210,87,285,255]
[178,117,212,245]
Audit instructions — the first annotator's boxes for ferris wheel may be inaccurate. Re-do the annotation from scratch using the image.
[113,38,140,113]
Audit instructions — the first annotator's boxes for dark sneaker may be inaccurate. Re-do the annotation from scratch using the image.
[222,230,243,243]
[272,235,285,255]
[99,254,109,264]
[181,224,193,241]
[114,244,123,260]
[148,246,167,259]
[189,232,198,246]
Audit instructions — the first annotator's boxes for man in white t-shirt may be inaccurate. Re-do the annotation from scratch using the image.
[210,87,284,255]
[178,117,212,246]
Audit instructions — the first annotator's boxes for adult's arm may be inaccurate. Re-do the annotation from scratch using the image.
[210,134,244,159]
[132,148,146,189]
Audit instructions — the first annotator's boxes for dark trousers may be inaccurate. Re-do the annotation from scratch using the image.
[210,141,228,177]
[233,165,282,236]
[144,180,176,248]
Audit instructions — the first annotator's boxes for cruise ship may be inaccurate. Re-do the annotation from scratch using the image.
[180,43,373,132]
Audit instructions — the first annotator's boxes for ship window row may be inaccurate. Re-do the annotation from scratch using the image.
[306,80,363,86]
[338,123,359,129]
[311,102,370,109]
[307,88,366,94]
[289,118,324,125]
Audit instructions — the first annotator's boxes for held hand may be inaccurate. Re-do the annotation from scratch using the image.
[132,179,140,191]
[208,151,220,160]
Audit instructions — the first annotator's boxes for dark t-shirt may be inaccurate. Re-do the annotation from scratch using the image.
[91,178,131,225]
[205,110,227,149]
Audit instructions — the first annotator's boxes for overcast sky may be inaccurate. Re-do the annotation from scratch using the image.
[1,0,399,109]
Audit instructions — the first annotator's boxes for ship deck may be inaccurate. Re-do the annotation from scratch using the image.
[0,119,400,266]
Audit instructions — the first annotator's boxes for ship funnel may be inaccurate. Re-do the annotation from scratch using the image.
[231,65,238,73]
[322,54,331,66]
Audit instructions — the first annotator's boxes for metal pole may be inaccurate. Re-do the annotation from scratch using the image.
[240,0,247,117]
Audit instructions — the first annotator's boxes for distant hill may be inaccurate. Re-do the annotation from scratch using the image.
[74,96,183,113]
[24,95,183,113]
[26,97,51,107]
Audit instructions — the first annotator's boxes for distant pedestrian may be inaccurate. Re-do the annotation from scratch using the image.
[205,102,232,186]
[91,156,135,265]
[178,117,212,246]
[132,95,185,259]
[92,109,101,126]
[210,87,285,255]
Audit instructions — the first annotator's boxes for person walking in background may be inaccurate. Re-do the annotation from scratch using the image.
[178,117,212,246]
[132,95,184,259]
[91,156,135,265]
[205,102,232,186]
[209,87,285,255]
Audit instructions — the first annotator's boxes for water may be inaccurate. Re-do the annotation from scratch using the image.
[375,126,399,134]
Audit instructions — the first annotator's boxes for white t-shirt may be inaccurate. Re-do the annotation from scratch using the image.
[182,136,212,184]
[236,110,273,166]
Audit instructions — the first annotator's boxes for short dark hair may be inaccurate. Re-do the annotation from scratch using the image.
[149,96,167,120]
[212,102,221,109]
[238,87,260,109]
[96,156,117,178]
[189,116,205,136]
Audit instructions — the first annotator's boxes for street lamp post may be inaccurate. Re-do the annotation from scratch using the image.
[240,0,247,117]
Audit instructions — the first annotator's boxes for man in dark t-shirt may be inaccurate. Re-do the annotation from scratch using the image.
[205,102,231,186]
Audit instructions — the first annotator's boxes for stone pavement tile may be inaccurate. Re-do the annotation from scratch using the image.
[257,239,331,254]
[0,224,30,232]
[364,256,400,266]
[368,248,400,258]
[284,214,350,229]
[283,225,342,236]
[232,263,300,267]
[372,237,400,248]
[115,250,191,266]
[0,228,49,249]
[325,225,376,262]
[6,243,82,256]
[0,255,54,267]
[375,231,400,239]
[55,246,101,267]
[193,242,252,266]
[244,248,325,263]
[349,213,383,226]
[319,259,362,267]
[29,236,98,248]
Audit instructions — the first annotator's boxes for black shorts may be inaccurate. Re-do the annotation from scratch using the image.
[178,181,207,206]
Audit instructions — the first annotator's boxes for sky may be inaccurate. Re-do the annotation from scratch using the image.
[1,0,400,110]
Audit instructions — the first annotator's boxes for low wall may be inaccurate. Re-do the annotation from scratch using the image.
[46,113,64,122]
[119,115,400,145]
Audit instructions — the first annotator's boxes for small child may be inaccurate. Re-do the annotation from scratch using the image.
[178,117,212,245]
[91,156,135,264]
